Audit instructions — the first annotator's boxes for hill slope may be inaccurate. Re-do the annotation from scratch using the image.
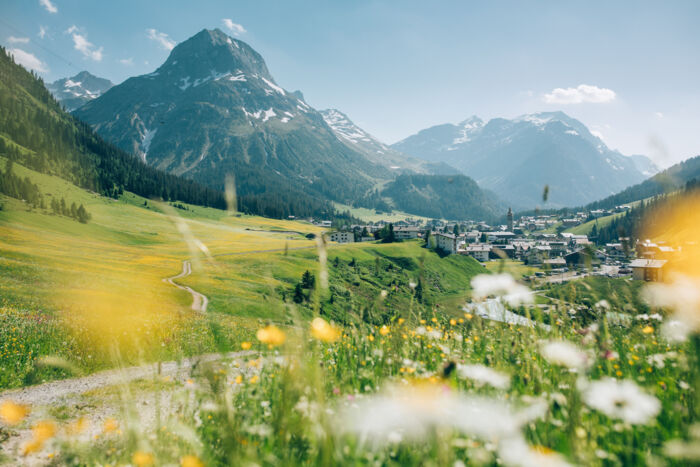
[380,174,504,221]
[587,155,700,209]
[0,46,225,209]
[392,112,657,208]
[74,29,387,217]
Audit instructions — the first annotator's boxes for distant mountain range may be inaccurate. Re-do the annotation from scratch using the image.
[48,71,113,111]
[320,109,459,176]
[392,112,659,208]
[70,28,499,221]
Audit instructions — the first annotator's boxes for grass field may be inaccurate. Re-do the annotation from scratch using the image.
[0,160,486,389]
[484,259,537,279]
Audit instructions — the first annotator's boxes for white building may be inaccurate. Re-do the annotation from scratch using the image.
[463,244,492,262]
[329,231,354,243]
[435,233,463,254]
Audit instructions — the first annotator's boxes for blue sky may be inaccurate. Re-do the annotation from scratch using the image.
[1,0,698,166]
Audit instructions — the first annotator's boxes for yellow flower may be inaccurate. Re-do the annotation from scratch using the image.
[66,417,89,435]
[0,400,29,425]
[398,318,405,325]
[642,326,654,334]
[102,418,119,434]
[181,455,205,467]
[22,439,44,456]
[250,375,259,384]
[464,313,473,320]
[379,325,390,336]
[240,341,252,350]
[449,319,457,326]
[133,451,155,467]
[234,375,243,384]
[431,317,438,323]
[32,420,56,442]
[368,335,375,342]
[256,325,286,346]
[310,318,339,342]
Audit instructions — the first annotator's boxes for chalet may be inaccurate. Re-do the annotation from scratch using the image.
[548,241,568,256]
[329,231,353,243]
[394,227,421,240]
[463,244,491,262]
[526,245,551,265]
[544,258,567,268]
[565,249,602,268]
[486,231,516,244]
[630,259,667,282]
[490,245,516,259]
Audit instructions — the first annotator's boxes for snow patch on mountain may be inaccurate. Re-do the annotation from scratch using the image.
[261,77,285,96]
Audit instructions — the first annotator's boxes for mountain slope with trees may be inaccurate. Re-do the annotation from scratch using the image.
[0,46,226,209]
[74,29,387,219]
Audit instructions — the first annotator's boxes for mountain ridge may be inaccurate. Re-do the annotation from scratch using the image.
[392,112,659,208]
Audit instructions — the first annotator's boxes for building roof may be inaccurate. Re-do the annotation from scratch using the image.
[629,259,668,269]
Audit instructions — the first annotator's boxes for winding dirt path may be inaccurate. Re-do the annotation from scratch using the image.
[163,260,209,313]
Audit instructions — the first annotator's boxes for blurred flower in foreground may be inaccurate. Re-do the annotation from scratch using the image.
[133,451,155,467]
[181,455,205,467]
[22,420,57,456]
[471,273,533,306]
[257,325,286,346]
[540,340,590,370]
[582,378,660,425]
[643,274,700,342]
[457,363,510,389]
[32,420,56,442]
[498,436,572,467]
[0,400,29,425]
[339,383,546,446]
[102,418,119,434]
[310,317,339,342]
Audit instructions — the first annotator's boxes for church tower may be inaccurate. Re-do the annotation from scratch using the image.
[507,207,513,232]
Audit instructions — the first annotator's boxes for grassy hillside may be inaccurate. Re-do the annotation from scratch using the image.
[0,159,484,389]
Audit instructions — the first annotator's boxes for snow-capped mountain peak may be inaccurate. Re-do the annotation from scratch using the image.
[48,71,113,111]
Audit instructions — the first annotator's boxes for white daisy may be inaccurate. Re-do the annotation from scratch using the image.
[540,340,590,370]
[471,273,533,306]
[582,378,661,425]
[457,363,510,389]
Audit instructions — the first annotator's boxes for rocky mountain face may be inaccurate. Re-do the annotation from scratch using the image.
[320,109,459,176]
[48,71,113,111]
[392,112,659,208]
[74,28,389,210]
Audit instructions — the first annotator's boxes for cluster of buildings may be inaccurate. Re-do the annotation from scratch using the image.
[322,205,688,282]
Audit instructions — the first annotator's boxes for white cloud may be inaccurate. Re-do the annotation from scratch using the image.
[146,28,175,51]
[66,26,103,61]
[39,0,58,14]
[8,36,30,44]
[8,48,48,72]
[222,18,246,36]
[655,112,664,119]
[543,84,616,105]
[38,26,47,39]
[119,57,134,66]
